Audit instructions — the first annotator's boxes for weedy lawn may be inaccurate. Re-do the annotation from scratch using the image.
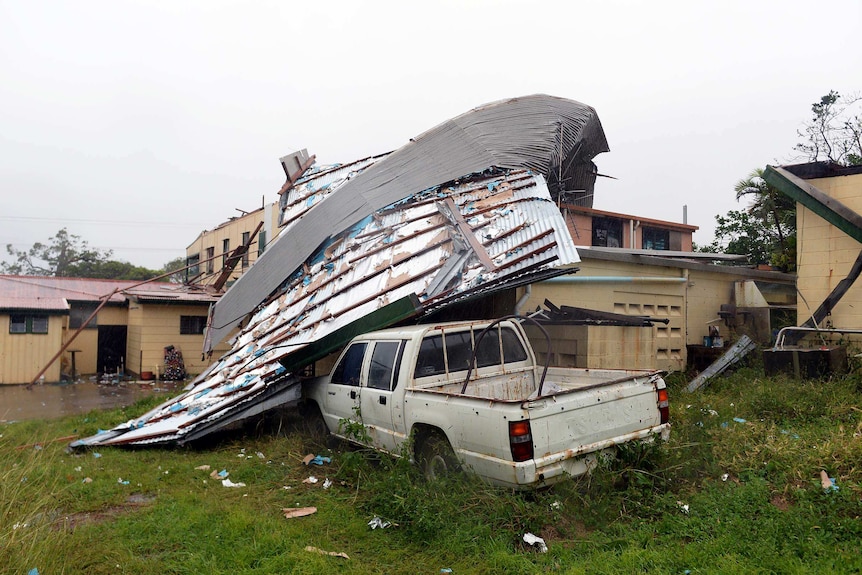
[2,365,861,574]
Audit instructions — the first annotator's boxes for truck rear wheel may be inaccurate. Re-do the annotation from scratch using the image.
[420,433,459,480]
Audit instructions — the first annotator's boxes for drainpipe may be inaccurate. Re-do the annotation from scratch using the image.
[514,283,532,315]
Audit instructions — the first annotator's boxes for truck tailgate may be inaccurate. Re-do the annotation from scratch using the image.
[526,370,666,460]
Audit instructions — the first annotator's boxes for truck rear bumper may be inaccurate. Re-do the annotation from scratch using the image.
[459,423,671,489]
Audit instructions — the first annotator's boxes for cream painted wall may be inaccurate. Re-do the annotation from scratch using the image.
[521,258,744,372]
[796,172,862,332]
[186,203,281,287]
[0,314,65,384]
[133,302,219,377]
[59,304,130,376]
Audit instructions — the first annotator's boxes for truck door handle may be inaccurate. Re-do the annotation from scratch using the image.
[379,396,386,405]
[350,390,357,399]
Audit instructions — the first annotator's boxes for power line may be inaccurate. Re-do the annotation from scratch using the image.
[0,215,211,228]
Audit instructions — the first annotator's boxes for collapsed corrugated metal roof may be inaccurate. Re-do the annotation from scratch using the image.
[209,94,607,347]
[73,167,582,447]
[72,94,605,448]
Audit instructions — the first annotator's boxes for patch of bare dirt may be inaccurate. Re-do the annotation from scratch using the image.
[771,494,792,511]
[53,493,156,531]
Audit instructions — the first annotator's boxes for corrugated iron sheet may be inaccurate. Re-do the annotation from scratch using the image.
[210,94,607,345]
[74,167,581,447]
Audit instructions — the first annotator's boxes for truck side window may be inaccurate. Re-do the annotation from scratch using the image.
[445,332,473,372]
[475,328,502,367]
[501,328,528,362]
[331,342,367,386]
[368,341,403,391]
[414,335,445,377]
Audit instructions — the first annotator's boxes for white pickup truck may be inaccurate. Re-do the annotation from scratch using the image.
[301,317,670,489]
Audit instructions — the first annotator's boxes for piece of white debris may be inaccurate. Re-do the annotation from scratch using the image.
[523,533,548,553]
[222,478,246,488]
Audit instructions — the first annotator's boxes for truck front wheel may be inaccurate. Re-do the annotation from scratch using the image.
[420,434,459,480]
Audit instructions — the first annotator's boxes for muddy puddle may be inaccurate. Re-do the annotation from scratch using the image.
[0,380,185,422]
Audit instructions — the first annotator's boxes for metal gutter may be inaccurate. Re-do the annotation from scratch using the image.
[540,276,687,284]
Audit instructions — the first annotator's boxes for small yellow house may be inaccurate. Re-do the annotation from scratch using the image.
[0,276,224,385]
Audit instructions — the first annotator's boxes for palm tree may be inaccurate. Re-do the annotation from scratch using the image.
[734,168,796,270]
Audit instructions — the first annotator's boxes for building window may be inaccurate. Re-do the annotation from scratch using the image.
[258,230,267,256]
[205,247,215,274]
[186,254,200,282]
[642,226,670,250]
[69,304,98,329]
[180,316,208,335]
[10,314,49,334]
[222,239,230,266]
[592,217,623,247]
[241,232,250,268]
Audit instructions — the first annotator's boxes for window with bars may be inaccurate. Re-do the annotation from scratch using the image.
[180,315,208,335]
[10,314,49,334]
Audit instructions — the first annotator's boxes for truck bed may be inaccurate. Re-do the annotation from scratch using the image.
[408,367,662,402]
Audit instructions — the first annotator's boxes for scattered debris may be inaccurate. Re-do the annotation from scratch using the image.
[368,517,391,530]
[117,478,129,485]
[82,477,92,484]
[820,470,839,492]
[221,479,246,488]
[523,532,548,553]
[303,454,331,466]
[282,507,317,519]
[195,465,211,471]
[687,335,756,392]
[302,476,318,484]
[210,469,228,479]
[305,546,349,560]
[322,478,332,489]
[677,501,690,514]
[721,473,729,482]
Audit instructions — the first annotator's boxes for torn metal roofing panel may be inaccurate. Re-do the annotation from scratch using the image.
[124,284,220,304]
[73,167,581,447]
[209,94,607,346]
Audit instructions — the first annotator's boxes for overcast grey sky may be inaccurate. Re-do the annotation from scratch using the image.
[1,0,860,270]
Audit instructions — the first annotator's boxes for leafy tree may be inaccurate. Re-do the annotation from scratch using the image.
[1,228,160,280]
[703,168,797,272]
[795,90,862,166]
[160,256,190,284]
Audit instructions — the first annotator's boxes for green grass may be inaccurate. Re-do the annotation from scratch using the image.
[2,367,862,574]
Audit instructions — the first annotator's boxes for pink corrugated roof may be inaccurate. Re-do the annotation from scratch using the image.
[0,296,69,311]
[0,276,218,308]
[0,275,138,303]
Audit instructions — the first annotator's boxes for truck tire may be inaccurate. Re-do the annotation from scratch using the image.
[420,433,459,480]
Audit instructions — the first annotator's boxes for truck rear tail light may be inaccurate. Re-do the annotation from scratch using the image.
[657,387,669,424]
[509,420,534,462]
